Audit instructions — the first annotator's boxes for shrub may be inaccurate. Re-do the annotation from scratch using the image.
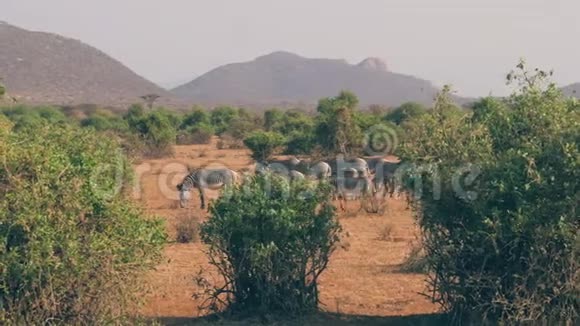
[264,108,283,131]
[81,113,128,133]
[199,175,341,315]
[181,106,210,130]
[399,69,579,324]
[243,131,286,161]
[384,102,427,125]
[0,114,13,134]
[1,105,68,131]
[0,125,166,324]
[177,123,214,145]
[284,131,316,155]
[128,109,176,157]
[226,117,260,140]
[210,106,238,135]
[175,214,198,243]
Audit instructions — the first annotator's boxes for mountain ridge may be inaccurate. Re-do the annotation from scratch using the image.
[172,51,465,108]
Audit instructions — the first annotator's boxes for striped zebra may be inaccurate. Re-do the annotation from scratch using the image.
[177,168,239,209]
[326,156,370,178]
[364,157,402,198]
[304,161,332,180]
[331,168,377,212]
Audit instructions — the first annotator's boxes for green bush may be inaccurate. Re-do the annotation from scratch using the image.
[398,69,579,324]
[284,131,316,155]
[243,131,286,162]
[210,106,238,135]
[177,123,215,145]
[384,102,427,125]
[81,112,128,133]
[199,174,341,315]
[127,109,177,157]
[264,108,284,131]
[0,114,12,134]
[1,106,68,131]
[0,125,166,324]
[181,106,210,130]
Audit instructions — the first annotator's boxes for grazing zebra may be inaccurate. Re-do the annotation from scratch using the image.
[177,168,239,209]
[326,157,370,178]
[263,157,301,171]
[332,169,377,211]
[304,161,332,180]
[255,162,305,182]
[365,157,408,199]
[289,170,305,182]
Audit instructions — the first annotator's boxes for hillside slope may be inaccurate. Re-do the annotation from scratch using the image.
[0,22,173,106]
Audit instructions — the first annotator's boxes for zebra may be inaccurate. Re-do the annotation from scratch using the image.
[326,156,370,178]
[331,168,377,211]
[255,162,305,182]
[288,170,306,182]
[296,161,332,180]
[262,157,301,171]
[177,168,239,209]
[372,161,403,199]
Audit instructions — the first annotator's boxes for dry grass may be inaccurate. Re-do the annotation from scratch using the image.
[398,244,428,274]
[378,224,395,241]
[175,213,199,244]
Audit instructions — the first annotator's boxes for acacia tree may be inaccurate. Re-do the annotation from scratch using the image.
[140,93,160,110]
[315,91,363,156]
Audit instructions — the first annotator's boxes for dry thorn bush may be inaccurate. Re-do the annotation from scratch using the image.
[175,213,199,243]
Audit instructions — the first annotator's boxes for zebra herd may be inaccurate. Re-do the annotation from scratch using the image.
[176,155,404,211]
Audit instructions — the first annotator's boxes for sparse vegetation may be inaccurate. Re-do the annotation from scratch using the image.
[378,224,394,241]
[175,214,199,243]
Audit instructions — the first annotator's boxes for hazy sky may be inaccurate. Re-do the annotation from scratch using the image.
[2,0,578,96]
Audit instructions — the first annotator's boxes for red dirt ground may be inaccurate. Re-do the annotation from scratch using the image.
[136,141,440,324]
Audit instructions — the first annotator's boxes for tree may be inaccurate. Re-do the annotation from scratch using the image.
[315,91,362,156]
[398,66,579,324]
[199,174,340,315]
[127,109,177,157]
[210,106,238,135]
[181,106,210,130]
[140,93,160,110]
[243,131,285,162]
[264,108,283,131]
[384,102,427,125]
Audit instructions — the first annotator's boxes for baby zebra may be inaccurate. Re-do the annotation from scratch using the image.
[177,168,239,209]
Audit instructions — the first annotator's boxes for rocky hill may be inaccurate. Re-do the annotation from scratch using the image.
[172,51,463,108]
[0,22,173,106]
[561,83,580,98]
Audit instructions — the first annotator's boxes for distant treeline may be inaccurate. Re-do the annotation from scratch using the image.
[0,91,447,159]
